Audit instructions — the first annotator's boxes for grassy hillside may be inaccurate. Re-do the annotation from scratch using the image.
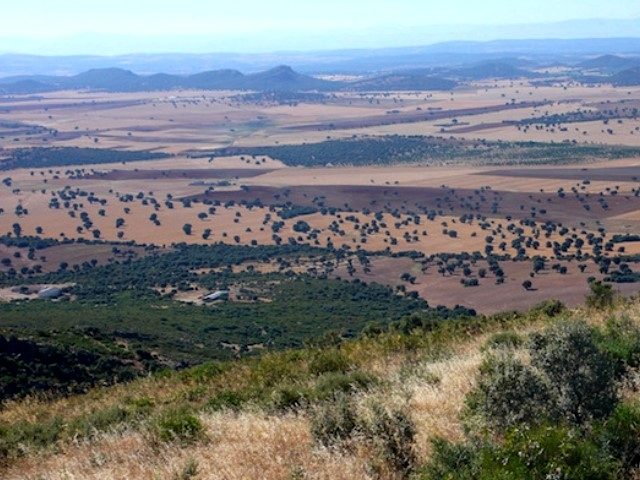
[2,283,640,479]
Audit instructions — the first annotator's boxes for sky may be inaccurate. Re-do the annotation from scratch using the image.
[2,0,640,55]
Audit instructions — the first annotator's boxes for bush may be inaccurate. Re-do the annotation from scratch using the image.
[531,299,565,317]
[154,409,204,444]
[596,316,640,378]
[269,371,375,411]
[364,404,416,476]
[599,402,640,473]
[426,320,640,480]
[487,425,618,480]
[310,396,416,476]
[207,390,246,411]
[307,349,350,375]
[586,281,614,309]
[421,425,619,480]
[530,321,618,424]
[464,354,553,431]
[313,371,375,400]
[67,406,133,438]
[310,393,358,447]
[421,438,478,480]
[292,220,311,233]
[482,331,523,351]
[0,416,64,460]
[270,385,309,411]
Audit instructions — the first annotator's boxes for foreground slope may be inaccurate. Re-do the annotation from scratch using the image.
[2,285,639,479]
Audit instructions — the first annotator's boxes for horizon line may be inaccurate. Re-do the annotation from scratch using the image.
[2,35,640,59]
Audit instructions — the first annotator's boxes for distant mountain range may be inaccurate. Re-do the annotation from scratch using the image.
[2,53,640,95]
[0,66,341,94]
[2,37,640,77]
[0,60,554,94]
[0,65,469,94]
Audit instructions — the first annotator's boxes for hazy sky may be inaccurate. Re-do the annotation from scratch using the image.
[2,0,640,54]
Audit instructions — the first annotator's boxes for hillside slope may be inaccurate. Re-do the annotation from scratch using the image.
[2,284,639,479]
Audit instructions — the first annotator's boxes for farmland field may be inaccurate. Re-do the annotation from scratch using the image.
[1,68,640,392]
[2,78,640,319]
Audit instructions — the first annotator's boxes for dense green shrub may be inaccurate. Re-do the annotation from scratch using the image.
[206,390,246,412]
[531,299,566,317]
[310,397,416,475]
[313,371,376,400]
[0,334,148,401]
[269,370,375,411]
[0,416,64,460]
[154,409,204,444]
[598,402,640,474]
[464,354,552,430]
[307,349,351,375]
[422,425,619,480]
[482,331,523,351]
[429,318,640,479]
[596,316,640,378]
[586,281,614,309]
[421,438,479,480]
[530,321,618,424]
[0,399,152,462]
[493,425,618,480]
[270,385,310,411]
[467,321,621,431]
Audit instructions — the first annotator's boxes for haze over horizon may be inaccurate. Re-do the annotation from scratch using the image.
[2,0,640,56]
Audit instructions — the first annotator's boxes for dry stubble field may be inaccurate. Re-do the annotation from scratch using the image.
[3,80,640,312]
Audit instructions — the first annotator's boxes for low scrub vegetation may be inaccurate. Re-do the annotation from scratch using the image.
[200,135,640,167]
[422,316,640,479]
[0,147,171,170]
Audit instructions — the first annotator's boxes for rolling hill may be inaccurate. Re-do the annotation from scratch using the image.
[578,54,640,73]
[350,70,457,91]
[0,65,342,93]
[611,66,640,86]
[447,60,537,80]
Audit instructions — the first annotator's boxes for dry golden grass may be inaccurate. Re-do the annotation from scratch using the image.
[4,412,372,480]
